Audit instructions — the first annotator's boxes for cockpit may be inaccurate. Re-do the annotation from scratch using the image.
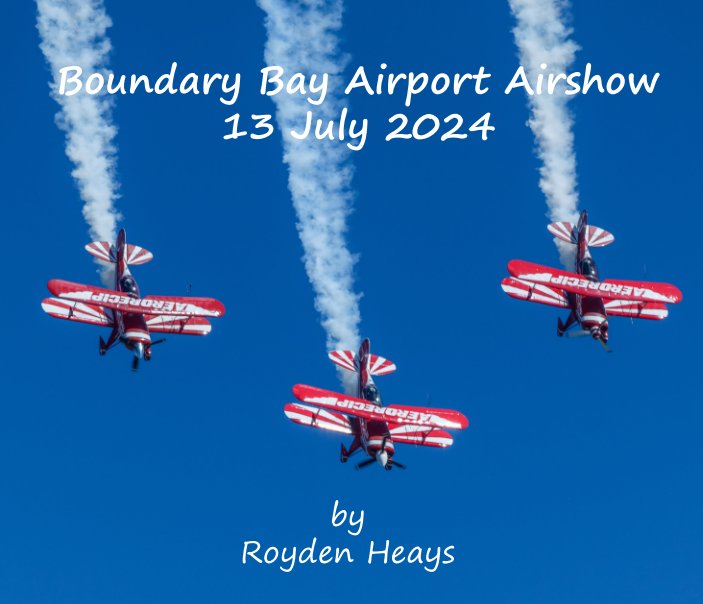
[120,276,138,295]
[579,257,599,281]
[362,384,382,406]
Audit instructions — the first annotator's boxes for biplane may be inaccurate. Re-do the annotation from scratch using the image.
[501,211,682,350]
[285,339,468,470]
[42,229,225,370]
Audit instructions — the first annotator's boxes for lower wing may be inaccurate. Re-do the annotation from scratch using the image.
[501,277,570,308]
[41,298,112,327]
[388,424,454,448]
[284,403,355,435]
[144,315,212,335]
[292,385,468,431]
[604,299,669,320]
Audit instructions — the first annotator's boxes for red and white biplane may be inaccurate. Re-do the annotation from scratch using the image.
[285,339,468,470]
[501,210,682,350]
[42,229,226,370]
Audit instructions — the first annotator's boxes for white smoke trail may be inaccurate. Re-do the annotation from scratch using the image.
[508,0,580,268]
[258,0,361,392]
[36,0,120,283]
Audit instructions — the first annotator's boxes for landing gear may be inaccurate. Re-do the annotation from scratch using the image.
[558,312,576,337]
[340,444,349,463]
[557,318,565,337]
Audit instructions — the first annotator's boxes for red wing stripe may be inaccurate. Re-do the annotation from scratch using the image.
[41,298,113,326]
[369,354,397,376]
[284,403,354,434]
[586,226,615,247]
[125,244,154,265]
[501,277,570,308]
[145,315,212,335]
[604,299,669,320]
[548,222,576,244]
[328,350,358,372]
[389,424,454,448]
[84,241,114,263]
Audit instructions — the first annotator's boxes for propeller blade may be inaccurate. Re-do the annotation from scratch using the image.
[564,330,591,338]
[151,338,167,346]
[599,338,613,353]
[392,460,407,470]
[131,356,140,372]
[355,458,375,470]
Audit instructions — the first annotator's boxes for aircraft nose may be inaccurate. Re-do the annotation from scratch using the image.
[376,450,389,468]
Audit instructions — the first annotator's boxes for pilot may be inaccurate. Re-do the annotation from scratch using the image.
[579,257,599,281]
[362,384,382,406]
[120,276,137,295]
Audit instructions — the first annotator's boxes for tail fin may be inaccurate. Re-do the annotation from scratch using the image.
[548,220,614,248]
[85,239,153,265]
[328,340,397,377]
[357,338,372,388]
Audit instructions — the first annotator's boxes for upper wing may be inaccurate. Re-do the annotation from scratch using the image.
[144,314,212,335]
[292,385,468,430]
[48,279,226,318]
[501,277,570,308]
[388,424,454,448]
[284,403,355,435]
[507,261,682,304]
[604,299,669,320]
[41,298,113,327]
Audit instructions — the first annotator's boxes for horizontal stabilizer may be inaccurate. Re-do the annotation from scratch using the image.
[388,424,454,448]
[507,260,682,305]
[284,403,355,435]
[41,298,113,327]
[501,277,570,308]
[85,241,154,265]
[548,222,615,247]
[47,279,226,317]
[328,350,396,376]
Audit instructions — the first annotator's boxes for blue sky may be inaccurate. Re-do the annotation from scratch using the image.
[2,1,701,602]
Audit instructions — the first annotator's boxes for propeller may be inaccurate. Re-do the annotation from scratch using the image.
[131,356,140,372]
[142,339,166,363]
[355,458,375,470]
[598,337,612,353]
[355,436,407,471]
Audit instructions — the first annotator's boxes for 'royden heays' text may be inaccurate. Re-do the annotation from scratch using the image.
[241,500,455,573]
